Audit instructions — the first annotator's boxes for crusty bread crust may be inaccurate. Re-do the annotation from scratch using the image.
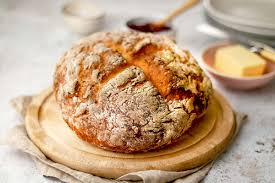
[53,31,212,153]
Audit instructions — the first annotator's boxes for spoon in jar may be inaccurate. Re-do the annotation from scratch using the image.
[146,0,200,32]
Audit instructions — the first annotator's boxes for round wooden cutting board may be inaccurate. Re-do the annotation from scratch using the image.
[25,88,235,179]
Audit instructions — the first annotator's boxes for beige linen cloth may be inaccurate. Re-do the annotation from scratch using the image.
[1,96,247,183]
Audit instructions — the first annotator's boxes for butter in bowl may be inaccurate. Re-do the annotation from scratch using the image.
[202,42,275,90]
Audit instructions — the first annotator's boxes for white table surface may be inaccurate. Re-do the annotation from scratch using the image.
[0,0,274,182]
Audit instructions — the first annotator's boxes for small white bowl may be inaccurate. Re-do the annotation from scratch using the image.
[124,16,177,42]
[62,0,105,35]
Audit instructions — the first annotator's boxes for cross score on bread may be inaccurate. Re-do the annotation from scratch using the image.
[54,31,212,153]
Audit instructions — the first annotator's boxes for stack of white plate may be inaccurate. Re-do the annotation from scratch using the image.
[203,0,275,38]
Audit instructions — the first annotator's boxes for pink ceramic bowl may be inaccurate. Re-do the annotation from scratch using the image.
[201,42,275,90]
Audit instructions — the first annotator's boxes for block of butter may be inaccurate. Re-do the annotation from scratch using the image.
[214,45,266,77]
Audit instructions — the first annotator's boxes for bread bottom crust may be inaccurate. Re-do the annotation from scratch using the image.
[65,117,194,153]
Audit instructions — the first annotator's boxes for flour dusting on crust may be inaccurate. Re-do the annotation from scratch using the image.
[53,31,213,153]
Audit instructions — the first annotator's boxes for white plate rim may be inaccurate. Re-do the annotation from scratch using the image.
[203,0,275,30]
[208,14,275,37]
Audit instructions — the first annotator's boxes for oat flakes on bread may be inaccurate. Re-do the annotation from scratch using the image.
[53,31,213,153]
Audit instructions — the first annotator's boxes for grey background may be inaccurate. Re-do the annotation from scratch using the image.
[0,0,274,182]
